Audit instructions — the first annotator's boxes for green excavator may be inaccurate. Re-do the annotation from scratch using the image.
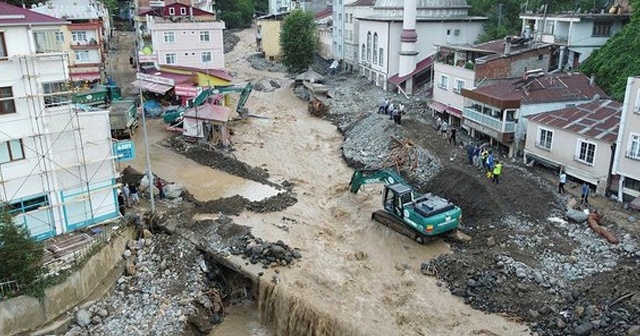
[349,169,462,243]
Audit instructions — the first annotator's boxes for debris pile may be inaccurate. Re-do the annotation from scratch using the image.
[63,232,215,336]
[193,192,298,216]
[230,234,302,268]
[253,78,282,92]
[247,54,287,72]
[223,30,240,54]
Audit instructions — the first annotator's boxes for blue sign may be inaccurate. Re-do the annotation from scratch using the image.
[113,141,135,162]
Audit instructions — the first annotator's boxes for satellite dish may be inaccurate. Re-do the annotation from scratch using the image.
[31,4,37,8]
[592,94,601,101]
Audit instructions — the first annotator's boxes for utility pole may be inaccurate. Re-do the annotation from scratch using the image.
[498,3,504,26]
[135,44,155,214]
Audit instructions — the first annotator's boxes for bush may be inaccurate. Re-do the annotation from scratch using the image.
[0,208,44,297]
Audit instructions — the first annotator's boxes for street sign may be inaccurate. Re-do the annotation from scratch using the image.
[175,85,199,97]
[136,72,174,86]
[113,140,135,162]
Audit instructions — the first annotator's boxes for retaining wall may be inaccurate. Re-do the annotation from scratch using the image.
[0,226,133,336]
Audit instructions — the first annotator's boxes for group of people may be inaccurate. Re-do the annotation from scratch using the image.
[466,144,503,183]
[558,170,591,206]
[435,116,457,145]
[117,178,167,216]
[378,98,405,125]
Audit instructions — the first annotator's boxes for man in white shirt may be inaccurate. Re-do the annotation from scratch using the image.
[559,171,567,194]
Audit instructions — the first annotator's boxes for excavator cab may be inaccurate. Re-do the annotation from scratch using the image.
[383,183,414,218]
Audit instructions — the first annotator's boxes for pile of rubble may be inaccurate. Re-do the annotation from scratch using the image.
[247,54,287,72]
[253,78,282,92]
[63,232,217,336]
[223,30,240,54]
[193,192,298,216]
[229,234,302,268]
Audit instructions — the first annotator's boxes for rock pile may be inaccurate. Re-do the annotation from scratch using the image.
[223,30,240,54]
[63,232,214,336]
[253,78,282,92]
[247,54,287,72]
[229,234,302,268]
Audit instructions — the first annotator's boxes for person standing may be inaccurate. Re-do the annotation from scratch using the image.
[440,120,449,139]
[129,183,139,205]
[449,128,457,145]
[117,191,126,216]
[559,171,567,194]
[473,144,481,169]
[388,101,395,120]
[436,116,443,131]
[486,151,495,179]
[480,147,489,171]
[384,98,390,114]
[466,144,475,165]
[122,183,131,208]
[580,182,590,205]
[378,98,386,114]
[155,178,165,200]
[492,160,503,183]
[394,103,405,125]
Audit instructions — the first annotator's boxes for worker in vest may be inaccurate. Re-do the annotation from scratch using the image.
[486,151,495,179]
[492,160,503,184]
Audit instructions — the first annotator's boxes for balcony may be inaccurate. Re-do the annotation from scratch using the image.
[541,34,568,44]
[463,108,516,133]
[33,32,64,54]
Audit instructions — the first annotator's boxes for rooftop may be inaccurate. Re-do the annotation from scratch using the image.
[160,65,233,82]
[315,8,332,20]
[526,99,621,143]
[31,0,101,21]
[0,1,67,26]
[465,72,607,105]
[346,0,375,6]
[138,2,215,17]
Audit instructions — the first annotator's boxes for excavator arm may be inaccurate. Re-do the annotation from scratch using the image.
[349,169,407,193]
[192,83,253,117]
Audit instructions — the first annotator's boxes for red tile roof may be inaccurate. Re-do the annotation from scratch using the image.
[314,8,332,20]
[473,39,505,53]
[388,55,435,86]
[0,2,67,25]
[138,2,214,16]
[160,65,233,81]
[346,0,375,6]
[526,99,621,143]
[471,72,607,105]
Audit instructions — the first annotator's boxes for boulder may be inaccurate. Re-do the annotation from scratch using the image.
[75,309,91,327]
[566,209,589,223]
[164,184,185,199]
[628,325,640,336]
[125,262,136,276]
[574,322,593,336]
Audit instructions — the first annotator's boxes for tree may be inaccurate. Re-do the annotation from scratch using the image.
[0,207,44,295]
[580,0,640,101]
[280,9,317,73]
[218,0,255,29]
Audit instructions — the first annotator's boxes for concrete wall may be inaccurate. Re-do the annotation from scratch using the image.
[433,62,475,111]
[614,77,640,198]
[257,19,283,60]
[0,226,133,336]
[475,47,551,80]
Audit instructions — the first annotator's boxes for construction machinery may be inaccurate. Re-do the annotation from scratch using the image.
[192,83,253,118]
[109,100,138,139]
[349,169,462,243]
[72,85,122,106]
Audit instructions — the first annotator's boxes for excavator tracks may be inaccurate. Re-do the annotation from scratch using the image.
[371,210,429,244]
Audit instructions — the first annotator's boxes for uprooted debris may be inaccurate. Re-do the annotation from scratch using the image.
[253,78,282,92]
[247,54,287,72]
[223,30,240,54]
[192,192,298,216]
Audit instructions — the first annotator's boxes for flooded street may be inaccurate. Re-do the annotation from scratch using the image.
[112,28,530,335]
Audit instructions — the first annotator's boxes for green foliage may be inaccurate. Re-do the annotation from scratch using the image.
[253,0,269,16]
[99,0,118,11]
[218,0,255,28]
[0,207,44,297]
[580,0,640,101]
[280,9,317,73]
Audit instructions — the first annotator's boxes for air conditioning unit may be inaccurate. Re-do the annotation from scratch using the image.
[454,29,460,36]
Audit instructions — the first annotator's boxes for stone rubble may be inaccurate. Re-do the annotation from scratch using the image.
[229,234,302,268]
[247,54,287,73]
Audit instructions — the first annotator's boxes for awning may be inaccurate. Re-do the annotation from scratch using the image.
[131,80,172,94]
[388,55,435,86]
[446,105,462,117]
[427,101,447,112]
[70,72,101,81]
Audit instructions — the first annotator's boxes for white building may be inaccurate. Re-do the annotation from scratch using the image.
[613,76,640,207]
[343,0,374,72]
[520,7,630,68]
[357,0,486,94]
[268,0,306,14]
[0,3,119,240]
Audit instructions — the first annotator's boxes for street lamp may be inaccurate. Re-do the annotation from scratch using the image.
[135,47,155,214]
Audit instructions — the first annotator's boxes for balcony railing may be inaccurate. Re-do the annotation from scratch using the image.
[463,108,516,133]
[541,34,568,44]
[625,151,640,161]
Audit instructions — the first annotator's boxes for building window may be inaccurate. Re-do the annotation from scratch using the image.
[55,32,64,42]
[200,31,211,42]
[0,86,16,115]
[366,32,371,62]
[42,82,71,107]
[0,32,7,59]
[75,50,90,61]
[180,7,187,15]
[9,195,49,215]
[372,33,378,65]
[627,134,640,161]
[201,51,212,63]
[350,14,353,23]
[163,32,175,43]
[576,140,596,165]
[361,44,365,61]
[169,7,175,15]
[537,128,553,150]
[438,75,449,89]
[544,21,554,35]
[0,139,25,163]
[338,13,342,21]
[71,31,87,43]
[165,53,176,64]
[453,79,465,93]
[592,21,612,37]
[379,48,383,66]
[33,31,63,53]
